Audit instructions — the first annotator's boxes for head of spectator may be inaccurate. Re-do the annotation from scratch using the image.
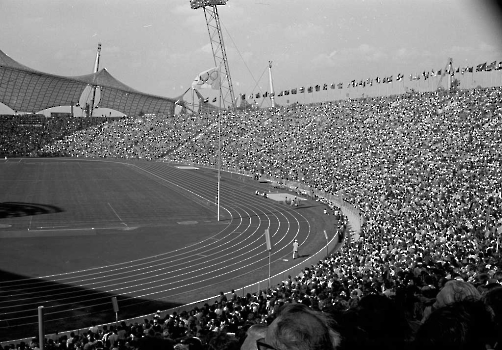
[207,332,240,350]
[258,303,340,350]
[182,337,203,350]
[482,286,502,348]
[240,324,267,350]
[334,294,412,350]
[433,279,481,309]
[413,299,498,350]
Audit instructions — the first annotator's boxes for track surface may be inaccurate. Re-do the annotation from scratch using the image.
[0,158,329,341]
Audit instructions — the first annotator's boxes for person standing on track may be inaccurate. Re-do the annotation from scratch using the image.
[293,239,299,259]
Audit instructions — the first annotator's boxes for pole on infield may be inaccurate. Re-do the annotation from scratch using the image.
[217,83,222,221]
[38,306,44,350]
[265,228,272,288]
[268,251,271,288]
[324,230,329,258]
[112,296,119,323]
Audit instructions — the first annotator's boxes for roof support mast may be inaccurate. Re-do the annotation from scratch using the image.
[437,57,452,91]
[191,0,236,109]
[268,61,276,108]
[90,43,101,117]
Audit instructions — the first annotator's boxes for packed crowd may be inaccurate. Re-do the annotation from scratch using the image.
[1,86,502,349]
[36,114,214,160]
[0,116,122,157]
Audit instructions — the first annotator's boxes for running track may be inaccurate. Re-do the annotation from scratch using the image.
[0,159,323,341]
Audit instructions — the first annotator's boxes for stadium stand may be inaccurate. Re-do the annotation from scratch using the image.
[1,86,501,350]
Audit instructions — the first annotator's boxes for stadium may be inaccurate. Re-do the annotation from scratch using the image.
[1,1,502,350]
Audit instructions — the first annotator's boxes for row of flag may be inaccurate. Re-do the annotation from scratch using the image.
[240,60,502,100]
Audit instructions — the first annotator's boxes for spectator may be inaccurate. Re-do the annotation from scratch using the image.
[259,303,340,350]
[413,299,498,350]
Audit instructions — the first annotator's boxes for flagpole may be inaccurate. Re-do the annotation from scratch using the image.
[217,88,221,221]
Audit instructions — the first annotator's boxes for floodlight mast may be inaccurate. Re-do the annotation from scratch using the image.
[190,0,236,109]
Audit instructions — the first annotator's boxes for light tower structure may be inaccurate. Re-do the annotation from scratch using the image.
[190,0,236,109]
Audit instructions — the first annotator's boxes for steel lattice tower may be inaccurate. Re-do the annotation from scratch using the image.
[191,0,236,109]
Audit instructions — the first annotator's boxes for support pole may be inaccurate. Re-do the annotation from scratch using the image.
[326,237,329,258]
[38,306,44,350]
[268,61,276,108]
[268,250,271,289]
[90,43,101,117]
[217,89,221,221]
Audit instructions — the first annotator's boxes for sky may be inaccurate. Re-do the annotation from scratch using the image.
[1,0,502,114]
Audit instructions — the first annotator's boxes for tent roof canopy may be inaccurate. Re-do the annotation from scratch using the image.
[0,50,175,116]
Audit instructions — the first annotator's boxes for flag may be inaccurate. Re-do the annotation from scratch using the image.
[278,91,283,97]
[348,80,356,88]
[422,71,429,80]
[285,90,290,95]
[337,82,343,89]
[307,86,313,93]
[330,83,336,89]
[430,69,437,77]
[388,75,393,82]
[299,87,305,93]
[497,62,502,70]
[263,92,268,98]
[467,66,474,73]
[264,228,272,251]
[270,92,275,97]
[256,92,261,98]
[486,61,497,71]
[314,84,320,91]
[291,88,297,94]
[192,66,221,89]
[476,62,487,72]
[241,94,246,100]
[396,74,403,81]
[437,69,442,76]
[212,97,217,103]
[375,77,381,83]
[203,97,209,103]
[323,83,328,90]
